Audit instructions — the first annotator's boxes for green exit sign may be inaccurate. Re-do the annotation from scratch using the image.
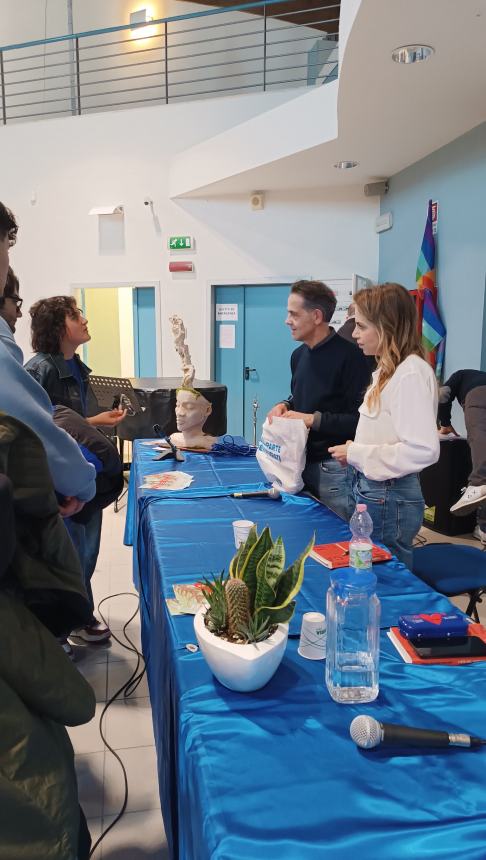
[168,235,192,250]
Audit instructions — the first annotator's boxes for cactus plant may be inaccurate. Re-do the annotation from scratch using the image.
[203,526,314,644]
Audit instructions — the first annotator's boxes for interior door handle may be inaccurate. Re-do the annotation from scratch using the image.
[244,367,256,380]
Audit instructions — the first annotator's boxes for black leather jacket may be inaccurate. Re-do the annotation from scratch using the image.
[24,352,98,417]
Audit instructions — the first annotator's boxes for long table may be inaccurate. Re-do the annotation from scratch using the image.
[126,441,486,860]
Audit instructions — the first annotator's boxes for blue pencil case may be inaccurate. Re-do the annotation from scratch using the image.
[398,612,469,640]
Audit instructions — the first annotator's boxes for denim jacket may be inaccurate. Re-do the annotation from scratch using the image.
[24,352,98,417]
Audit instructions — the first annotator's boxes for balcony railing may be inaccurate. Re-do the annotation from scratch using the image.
[0,1,339,125]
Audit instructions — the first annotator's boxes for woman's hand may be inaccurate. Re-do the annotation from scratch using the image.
[87,408,127,428]
[283,410,314,429]
[328,441,352,466]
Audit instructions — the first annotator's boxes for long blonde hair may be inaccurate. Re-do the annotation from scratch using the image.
[354,283,425,411]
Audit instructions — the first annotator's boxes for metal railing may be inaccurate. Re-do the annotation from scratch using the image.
[0,1,339,125]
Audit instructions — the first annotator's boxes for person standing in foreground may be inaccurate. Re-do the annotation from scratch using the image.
[25,296,126,644]
[438,369,486,538]
[0,205,96,513]
[329,283,440,569]
[267,280,371,520]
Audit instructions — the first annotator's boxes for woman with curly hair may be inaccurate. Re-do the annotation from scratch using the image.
[25,296,126,646]
[329,283,440,569]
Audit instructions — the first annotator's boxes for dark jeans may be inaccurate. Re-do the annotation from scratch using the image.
[65,509,103,621]
[302,459,353,521]
[464,386,486,486]
[351,470,424,570]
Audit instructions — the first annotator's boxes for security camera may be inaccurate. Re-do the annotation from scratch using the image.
[144,198,153,206]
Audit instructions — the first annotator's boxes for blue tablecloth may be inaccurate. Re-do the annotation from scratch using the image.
[126,441,486,860]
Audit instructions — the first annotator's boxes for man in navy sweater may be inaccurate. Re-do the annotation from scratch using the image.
[268,280,371,520]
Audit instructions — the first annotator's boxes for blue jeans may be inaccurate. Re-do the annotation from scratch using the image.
[351,470,424,570]
[302,459,353,521]
[65,509,103,620]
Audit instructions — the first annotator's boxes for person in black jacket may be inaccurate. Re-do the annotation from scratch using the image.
[25,296,126,645]
[267,280,371,520]
[439,369,486,538]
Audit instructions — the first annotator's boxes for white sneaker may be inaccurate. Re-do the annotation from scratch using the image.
[450,485,486,516]
[473,525,486,545]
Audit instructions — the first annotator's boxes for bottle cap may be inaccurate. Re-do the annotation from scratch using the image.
[356,503,367,512]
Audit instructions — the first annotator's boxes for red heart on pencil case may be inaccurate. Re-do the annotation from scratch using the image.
[419,613,443,625]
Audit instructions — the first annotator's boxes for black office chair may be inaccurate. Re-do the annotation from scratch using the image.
[413,543,486,622]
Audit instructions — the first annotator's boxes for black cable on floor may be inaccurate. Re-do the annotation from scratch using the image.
[87,591,148,858]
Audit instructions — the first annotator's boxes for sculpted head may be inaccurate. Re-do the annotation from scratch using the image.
[175,387,212,434]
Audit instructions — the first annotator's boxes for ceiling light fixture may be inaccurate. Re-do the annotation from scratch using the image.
[391,45,434,64]
[334,160,358,169]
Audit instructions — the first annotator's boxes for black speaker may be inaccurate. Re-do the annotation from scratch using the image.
[420,439,476,536]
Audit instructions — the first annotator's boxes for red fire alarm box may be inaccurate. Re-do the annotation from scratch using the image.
[169,261,194,273]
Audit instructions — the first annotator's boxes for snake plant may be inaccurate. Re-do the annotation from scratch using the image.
[203,526,314,644]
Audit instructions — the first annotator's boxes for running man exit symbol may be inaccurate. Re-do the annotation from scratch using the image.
[168,236,192,250]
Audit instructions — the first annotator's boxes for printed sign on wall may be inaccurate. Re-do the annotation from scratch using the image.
[216,303,238,322]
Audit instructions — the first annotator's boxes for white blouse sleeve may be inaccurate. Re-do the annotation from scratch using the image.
[347,368,440,481]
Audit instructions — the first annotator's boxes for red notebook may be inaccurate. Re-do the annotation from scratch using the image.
[310,540,392,569]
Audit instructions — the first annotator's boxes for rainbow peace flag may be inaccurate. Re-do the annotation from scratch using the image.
[416,200,446,378]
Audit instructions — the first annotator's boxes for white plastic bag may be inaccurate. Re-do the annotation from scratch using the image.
[256,416,309,495]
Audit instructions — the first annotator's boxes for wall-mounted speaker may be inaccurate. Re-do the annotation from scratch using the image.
[250,191,265,210]
[364,180,389,197]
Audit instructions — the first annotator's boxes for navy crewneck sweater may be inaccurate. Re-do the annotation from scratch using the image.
[285,332,371,462]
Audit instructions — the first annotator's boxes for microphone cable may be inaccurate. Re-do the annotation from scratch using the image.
[210,435,257,457]
[87,590,148,858]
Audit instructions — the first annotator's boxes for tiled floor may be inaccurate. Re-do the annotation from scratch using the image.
[68,499,169,859]
[70,503,486,858]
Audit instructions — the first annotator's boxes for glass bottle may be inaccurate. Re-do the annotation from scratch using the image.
[325,569,380,704]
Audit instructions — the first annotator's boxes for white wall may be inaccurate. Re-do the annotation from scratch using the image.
[2,96,379,377]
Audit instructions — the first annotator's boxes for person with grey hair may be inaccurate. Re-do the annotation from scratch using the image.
[438,368,486,541]
[267,280,370,519]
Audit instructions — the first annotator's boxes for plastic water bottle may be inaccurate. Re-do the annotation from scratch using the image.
[349,503,373,572]
[325,569,381,704]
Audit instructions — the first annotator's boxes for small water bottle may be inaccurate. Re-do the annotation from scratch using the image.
[325,569,380,704]
[349,503,373,571]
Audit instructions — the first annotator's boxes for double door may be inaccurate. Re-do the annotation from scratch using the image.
[214,284,295,441]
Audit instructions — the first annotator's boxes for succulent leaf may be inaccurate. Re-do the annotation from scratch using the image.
[259,601,296,626]
[254,537,285,611]
[235,525,258,577]
[229,543,244,578]
[273,534,315,610]
[239,526,273,610]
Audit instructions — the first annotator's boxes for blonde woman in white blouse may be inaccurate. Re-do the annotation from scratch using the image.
[329,283,439,569]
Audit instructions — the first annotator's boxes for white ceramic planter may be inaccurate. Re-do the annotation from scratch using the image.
[194,607,289,692]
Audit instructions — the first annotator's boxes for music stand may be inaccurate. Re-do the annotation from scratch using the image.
[89,375,142,415]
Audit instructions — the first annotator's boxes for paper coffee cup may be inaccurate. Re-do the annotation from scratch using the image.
[298,611,326,660]
[232,519,255,548]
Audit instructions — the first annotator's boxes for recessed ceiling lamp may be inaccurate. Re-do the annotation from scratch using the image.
[334,160,358,169]
[392,45,434,64]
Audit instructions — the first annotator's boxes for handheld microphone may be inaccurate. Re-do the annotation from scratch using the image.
[350,715,486,750]
[232,488,281,500]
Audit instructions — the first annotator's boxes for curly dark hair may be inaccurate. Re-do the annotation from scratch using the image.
[30,295,79,354]
[0,202,18,244]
